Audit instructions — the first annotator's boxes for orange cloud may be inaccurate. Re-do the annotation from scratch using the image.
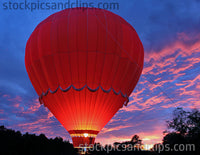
[96,127,164,146]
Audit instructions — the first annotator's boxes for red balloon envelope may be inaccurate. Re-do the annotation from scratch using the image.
[25,7,144,148]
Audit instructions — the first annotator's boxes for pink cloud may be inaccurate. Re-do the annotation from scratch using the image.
[101,125,132,134]
[134,32,200,108]
[2,94,10,98]
[145,33,200,62]
[22,98,41,114]
[0,109,4,114]
[3,95,23,109]
[16,117,55,135]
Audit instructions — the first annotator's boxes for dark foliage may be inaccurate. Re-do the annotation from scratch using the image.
[161,108,200,155]
[0,126,78,155]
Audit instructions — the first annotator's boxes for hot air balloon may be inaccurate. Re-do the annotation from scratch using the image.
[25,7,144,149]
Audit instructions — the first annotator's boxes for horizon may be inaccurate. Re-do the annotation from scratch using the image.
[0,0,200,147]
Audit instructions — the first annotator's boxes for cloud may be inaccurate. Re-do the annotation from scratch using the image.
[134,32,200,110]
[101,125,132,134]
[21,99,41,114]
[0,109,4,114]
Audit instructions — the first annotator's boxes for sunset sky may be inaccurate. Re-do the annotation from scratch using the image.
[0,0,200,146]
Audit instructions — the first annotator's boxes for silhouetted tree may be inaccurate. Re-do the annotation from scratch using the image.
[163,132,186,147]
[162,107,200,155]
[166,108,189,135]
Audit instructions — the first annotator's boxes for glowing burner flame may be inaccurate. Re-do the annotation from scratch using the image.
[83,133,88,137]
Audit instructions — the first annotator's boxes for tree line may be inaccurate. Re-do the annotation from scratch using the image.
[0,107,199,155]
[0,126,78,155]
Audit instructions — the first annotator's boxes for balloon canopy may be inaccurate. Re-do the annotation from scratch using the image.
[25,7,144,148]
